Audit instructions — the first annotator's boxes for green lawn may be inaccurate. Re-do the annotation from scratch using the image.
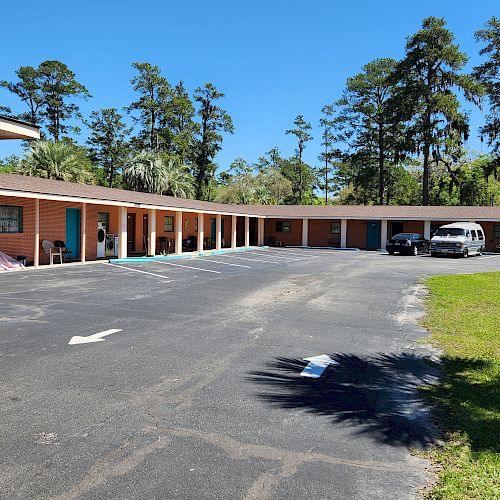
[421,272,500,499]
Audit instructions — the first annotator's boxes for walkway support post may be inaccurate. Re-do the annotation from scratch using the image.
[258,218,264,246]
[118,206,127,259]
[424,220,431,241]
[244,216,250,247]
[231,215,237,248]
[340,219,347,249]
[81,202,87,263]
[148,208,156,256]
[197,213,204,253]
[216,214,222,250]
[381,220,388,251]
[175,211,183,255]
[302,218,309,247]
[34,198,40,268]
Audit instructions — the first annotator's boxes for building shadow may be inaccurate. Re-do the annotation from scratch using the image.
[246,353,439,449]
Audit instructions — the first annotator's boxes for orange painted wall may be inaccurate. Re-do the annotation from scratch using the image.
[346,220,369,249]
[264,219,303,246]
[480,221,500,252]
[0,196,100,264]
[308,219,341,247]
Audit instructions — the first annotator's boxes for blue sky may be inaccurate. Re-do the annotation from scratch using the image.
[0,0,495,170]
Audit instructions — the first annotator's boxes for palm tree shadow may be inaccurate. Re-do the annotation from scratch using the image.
[247,353,439,448]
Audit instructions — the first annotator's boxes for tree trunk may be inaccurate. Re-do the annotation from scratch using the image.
[422,142,430,205]
[378,123,385,205]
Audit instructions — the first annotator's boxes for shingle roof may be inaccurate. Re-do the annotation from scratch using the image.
[1,173,499,220]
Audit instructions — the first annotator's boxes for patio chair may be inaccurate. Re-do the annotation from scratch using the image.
[41,240,63,265]
[54,240,72,261]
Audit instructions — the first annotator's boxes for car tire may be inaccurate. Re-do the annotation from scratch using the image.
[413,246,419,256]
[430,251,437,257]
[463,248,469,258]
[388,250,395,255]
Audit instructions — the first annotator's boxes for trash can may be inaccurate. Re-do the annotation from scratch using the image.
[16,255,27,266]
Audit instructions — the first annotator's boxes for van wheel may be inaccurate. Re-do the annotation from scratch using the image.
[463,248,469,258]
[477,249,482,256]
[388,250,394,255]
[430,252,437,257]
[413,246,419,256]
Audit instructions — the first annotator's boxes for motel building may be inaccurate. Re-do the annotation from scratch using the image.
[1,115,500,268]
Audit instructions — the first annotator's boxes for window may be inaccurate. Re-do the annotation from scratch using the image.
[98,212,109,229]
[330,222,341,234]
[0,205,22,233]
[164,216,174,232]
[276,220,291,233]
[471,230,477,241]
[478,230,484,240]
[494,225,500,238]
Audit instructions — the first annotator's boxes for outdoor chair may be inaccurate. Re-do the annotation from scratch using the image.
[54,240,72,261]
[41,240,63,265]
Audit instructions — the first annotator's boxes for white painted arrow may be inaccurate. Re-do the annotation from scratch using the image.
[300,354,339,379]
[68,329,122,345]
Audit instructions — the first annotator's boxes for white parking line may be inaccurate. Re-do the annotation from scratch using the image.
[107,263,172,280]
[223,255,285,264]
[153,261,221,273]
[202,258,251,268]
[477,256,499,260]
[249,250,308,261]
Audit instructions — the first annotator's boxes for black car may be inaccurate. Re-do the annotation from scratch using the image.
[386,233,430,256]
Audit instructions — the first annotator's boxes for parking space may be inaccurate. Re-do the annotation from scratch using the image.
[1,249,499,499]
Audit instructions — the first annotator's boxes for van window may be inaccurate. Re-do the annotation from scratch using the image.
[478,230,484,240]
[466,230,471,238]
[435,228,465,237]
[471,230,477,241]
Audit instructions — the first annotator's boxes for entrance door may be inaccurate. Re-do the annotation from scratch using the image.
[127,213,136,253]
[211,218,216,248]
[366,222,381,250]
[66,208,81,259]
[142,214,148,254]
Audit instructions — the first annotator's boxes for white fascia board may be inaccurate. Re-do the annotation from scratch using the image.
[137,203,264,217]
[262,215,500,221]
[0,189,136,208]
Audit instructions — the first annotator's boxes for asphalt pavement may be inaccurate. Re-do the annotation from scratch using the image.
[1,248,499,499]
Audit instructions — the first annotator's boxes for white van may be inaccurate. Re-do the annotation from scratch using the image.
[430,222,486,258]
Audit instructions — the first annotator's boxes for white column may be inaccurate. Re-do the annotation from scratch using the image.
[175,211,183,254]
[340,219,347,249]
[118,206,127,259]
[231,215,237,248]
[81,202,87,263]
[197,213,204,253]
[34,198,40,268]
[424,220,431,240]
[258,218,264,246]
[148,208,156,256]
[216,214,222,250]
[381,219,388,251]
[244,216,250,247]
[301,218,309,247]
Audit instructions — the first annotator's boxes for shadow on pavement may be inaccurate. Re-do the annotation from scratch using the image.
[247,353,437,448]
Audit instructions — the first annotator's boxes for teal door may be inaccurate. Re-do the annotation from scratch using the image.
[211,218,216,243]
[66,208,81,259]
[366,222,381,250]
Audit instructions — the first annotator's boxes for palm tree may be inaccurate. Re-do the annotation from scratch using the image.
[18,141,95,184]
[162,158,194,198]
[124,151,194,198]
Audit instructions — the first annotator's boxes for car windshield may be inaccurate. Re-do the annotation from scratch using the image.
[434,228,465,237]
[392,233,414,240]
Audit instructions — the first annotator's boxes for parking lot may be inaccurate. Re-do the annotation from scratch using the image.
[1,248,500,499]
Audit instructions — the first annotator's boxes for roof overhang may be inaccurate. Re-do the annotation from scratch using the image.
[0,117,40,140]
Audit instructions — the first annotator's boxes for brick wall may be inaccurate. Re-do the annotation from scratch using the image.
[264,218,303,246]
[308,219,341,247]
